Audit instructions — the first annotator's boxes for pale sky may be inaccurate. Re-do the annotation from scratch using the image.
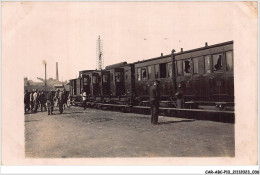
[1,1,259,165]
[2,2,254,81]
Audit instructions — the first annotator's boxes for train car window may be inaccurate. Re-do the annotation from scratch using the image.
[204,55,211,73]
[115,72,122,82]
[193,57,199,74]
[226,51,233,72]
[155,64,159,79]
[74,81,77,95]
[110,73,114,82]
[160,63,167,78]
[93,76,97,84]
[183,60,191,75]
[83,77,88,85]
[103,74,108,83]
[125,71,128,81]
[177,60,182,76]
[137,68,141,81]
[148,66,152,79]
[213,54,223,72]
[167,62,172,78]
[141,67,147,80]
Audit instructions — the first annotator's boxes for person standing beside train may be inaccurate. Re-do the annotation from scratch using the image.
[149,80,160,125]
[81,90,87,110]
[176,83,184,108]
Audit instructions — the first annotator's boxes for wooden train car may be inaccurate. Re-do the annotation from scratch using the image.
[105,62,127,97]
[174,41,234,109]
[134,54,175,106]
[69,40,234,113]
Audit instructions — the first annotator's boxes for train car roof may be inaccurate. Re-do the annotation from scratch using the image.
[91,69,110,73]
[105,62,127,69]
[132,40,233,64]
[133,54,172,65]
[174,40,233,56]
[79,70,96,73]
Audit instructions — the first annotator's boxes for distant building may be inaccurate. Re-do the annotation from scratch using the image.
[24,77,69,92]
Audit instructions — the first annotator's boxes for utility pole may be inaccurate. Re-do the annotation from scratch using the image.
[56,62,59,81]
[44,63,47,87]
[42,60,47,88]
[96,36,103,70]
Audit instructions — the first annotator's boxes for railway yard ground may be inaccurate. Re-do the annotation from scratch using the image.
[25,106,234,158]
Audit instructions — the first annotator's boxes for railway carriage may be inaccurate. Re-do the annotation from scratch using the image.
[69,40,234,116]
[134,54,175,106]
[79,70,94,96]
[105,62,127,97]
[105,62,129,105]
[174,41,234,109]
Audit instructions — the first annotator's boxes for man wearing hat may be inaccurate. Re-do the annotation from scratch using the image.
[46,90,54,115]
[149,80,160,124]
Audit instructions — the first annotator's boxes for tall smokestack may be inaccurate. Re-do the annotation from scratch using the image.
[56,62,59,81]
[45,64,46,87]
[42,60,47,87]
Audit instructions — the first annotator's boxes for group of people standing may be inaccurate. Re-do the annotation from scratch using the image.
[24,90,47,113]
[24,80,176,125]
[24,89,70,115]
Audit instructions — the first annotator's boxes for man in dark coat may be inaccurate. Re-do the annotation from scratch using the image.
[30,90,34,112]
[63,90,68,109]
[40,90,47,111]
[24,90,30,113]
[149,80,160,124]
[46,90,54,115]
[58,90,65,114]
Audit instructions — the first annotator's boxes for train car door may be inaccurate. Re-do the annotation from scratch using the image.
[210,52,226,101]
[200,54,212,101]
[175,54,193,101]
[191,56,205,101]
[82,74,91,95]
[92,72,101,96]
[115,68,125,96]
[76,78,81,96]
[70,79,77,96]
[224,50,234,102]
[101,71,110,96]
[124,64,135,97]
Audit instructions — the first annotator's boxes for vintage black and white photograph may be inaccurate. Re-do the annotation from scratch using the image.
[1,1,258,166]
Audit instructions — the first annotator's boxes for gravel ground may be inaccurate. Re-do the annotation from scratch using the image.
[25,106,234,158]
